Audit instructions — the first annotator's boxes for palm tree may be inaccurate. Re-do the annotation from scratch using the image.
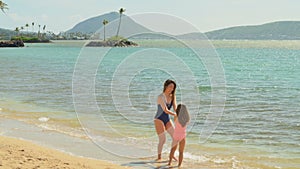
[25,23,29,34]
[38,25,41,38]
[15,27,19,36]
[0,0,8,13]
[20,26,24,35]
[43,25,46,33]
[42,25,46,39]
[116,8,125,37]
[102,19,108,41]
[32,22,35,32]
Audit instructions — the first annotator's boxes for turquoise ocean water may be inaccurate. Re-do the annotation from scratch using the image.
[0,41,299,168]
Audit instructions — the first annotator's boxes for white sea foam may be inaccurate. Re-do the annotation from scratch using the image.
[179,152,210,162]
[213,158,228,164]
[38,117,50,122]
[36,123,87,139]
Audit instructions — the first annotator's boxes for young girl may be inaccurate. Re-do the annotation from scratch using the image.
[168,104,190,167]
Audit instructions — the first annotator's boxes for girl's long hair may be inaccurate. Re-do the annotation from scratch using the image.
[176,104,190,127]
[163,79,176,102]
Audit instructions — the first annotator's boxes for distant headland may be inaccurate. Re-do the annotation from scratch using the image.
[1,9,300,42]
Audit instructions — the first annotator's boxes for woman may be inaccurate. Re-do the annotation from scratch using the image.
[154,79,177,160]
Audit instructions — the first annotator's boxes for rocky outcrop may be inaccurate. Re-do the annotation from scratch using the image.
[23,39,50,43]
[86,39,138,47]
[0,40,24,47]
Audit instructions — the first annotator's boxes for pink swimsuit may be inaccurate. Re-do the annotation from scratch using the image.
[173,120,187,141]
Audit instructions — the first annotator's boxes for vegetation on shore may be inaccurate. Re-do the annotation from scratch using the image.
[12,23,50,43]
[11,36,50,43]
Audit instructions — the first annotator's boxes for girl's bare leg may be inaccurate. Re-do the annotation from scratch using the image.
[166,121,177,161]
[178,138,186,167]
[168,140,178,165]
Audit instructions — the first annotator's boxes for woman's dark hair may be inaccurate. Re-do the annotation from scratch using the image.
[176,104,190,127]
[163,79,176,102]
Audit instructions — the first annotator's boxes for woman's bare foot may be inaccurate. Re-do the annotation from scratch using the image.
[155,158,162,162]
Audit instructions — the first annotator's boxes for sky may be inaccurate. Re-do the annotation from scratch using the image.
[1,0,300,34]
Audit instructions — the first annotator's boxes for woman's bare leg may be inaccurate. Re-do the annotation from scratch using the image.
[154,119,166,160]
[166,120,174,136]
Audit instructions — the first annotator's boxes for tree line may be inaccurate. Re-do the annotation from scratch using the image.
[1,2,127,41]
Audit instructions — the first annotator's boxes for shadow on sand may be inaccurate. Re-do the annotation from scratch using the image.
[121,160,179,169]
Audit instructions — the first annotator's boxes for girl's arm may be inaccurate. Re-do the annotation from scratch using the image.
[157,96,176,116]
[174,116,178,122]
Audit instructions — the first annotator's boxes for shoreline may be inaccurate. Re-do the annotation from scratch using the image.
[48,39,300,49]
[2,117,297,169]
[0,118,203,169]
[0,118,133,165]
[0,135,129,169]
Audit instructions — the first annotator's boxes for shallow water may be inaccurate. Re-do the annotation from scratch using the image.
[0,40,299,168]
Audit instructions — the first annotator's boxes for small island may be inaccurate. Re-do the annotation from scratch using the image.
[86,38,138,47]
[86,8,138,47]
[0,36,51,48]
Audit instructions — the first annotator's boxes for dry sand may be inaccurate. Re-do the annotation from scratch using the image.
[0,136,130,169]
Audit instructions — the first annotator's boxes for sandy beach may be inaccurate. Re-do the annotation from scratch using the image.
[0,136,129,169]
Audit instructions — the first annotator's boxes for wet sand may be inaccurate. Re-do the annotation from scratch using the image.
[0,136,130,169]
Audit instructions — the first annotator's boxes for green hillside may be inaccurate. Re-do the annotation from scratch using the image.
[205,21,300,40]
[0,28,14,40]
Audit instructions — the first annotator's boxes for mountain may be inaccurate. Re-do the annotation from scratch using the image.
[66,12,152,38]
[203,21,300,40]
[0,28,14,40]
[67,12,119,33]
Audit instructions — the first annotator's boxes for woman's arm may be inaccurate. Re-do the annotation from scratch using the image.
[157,96,176,116]
[172,95,177,112]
